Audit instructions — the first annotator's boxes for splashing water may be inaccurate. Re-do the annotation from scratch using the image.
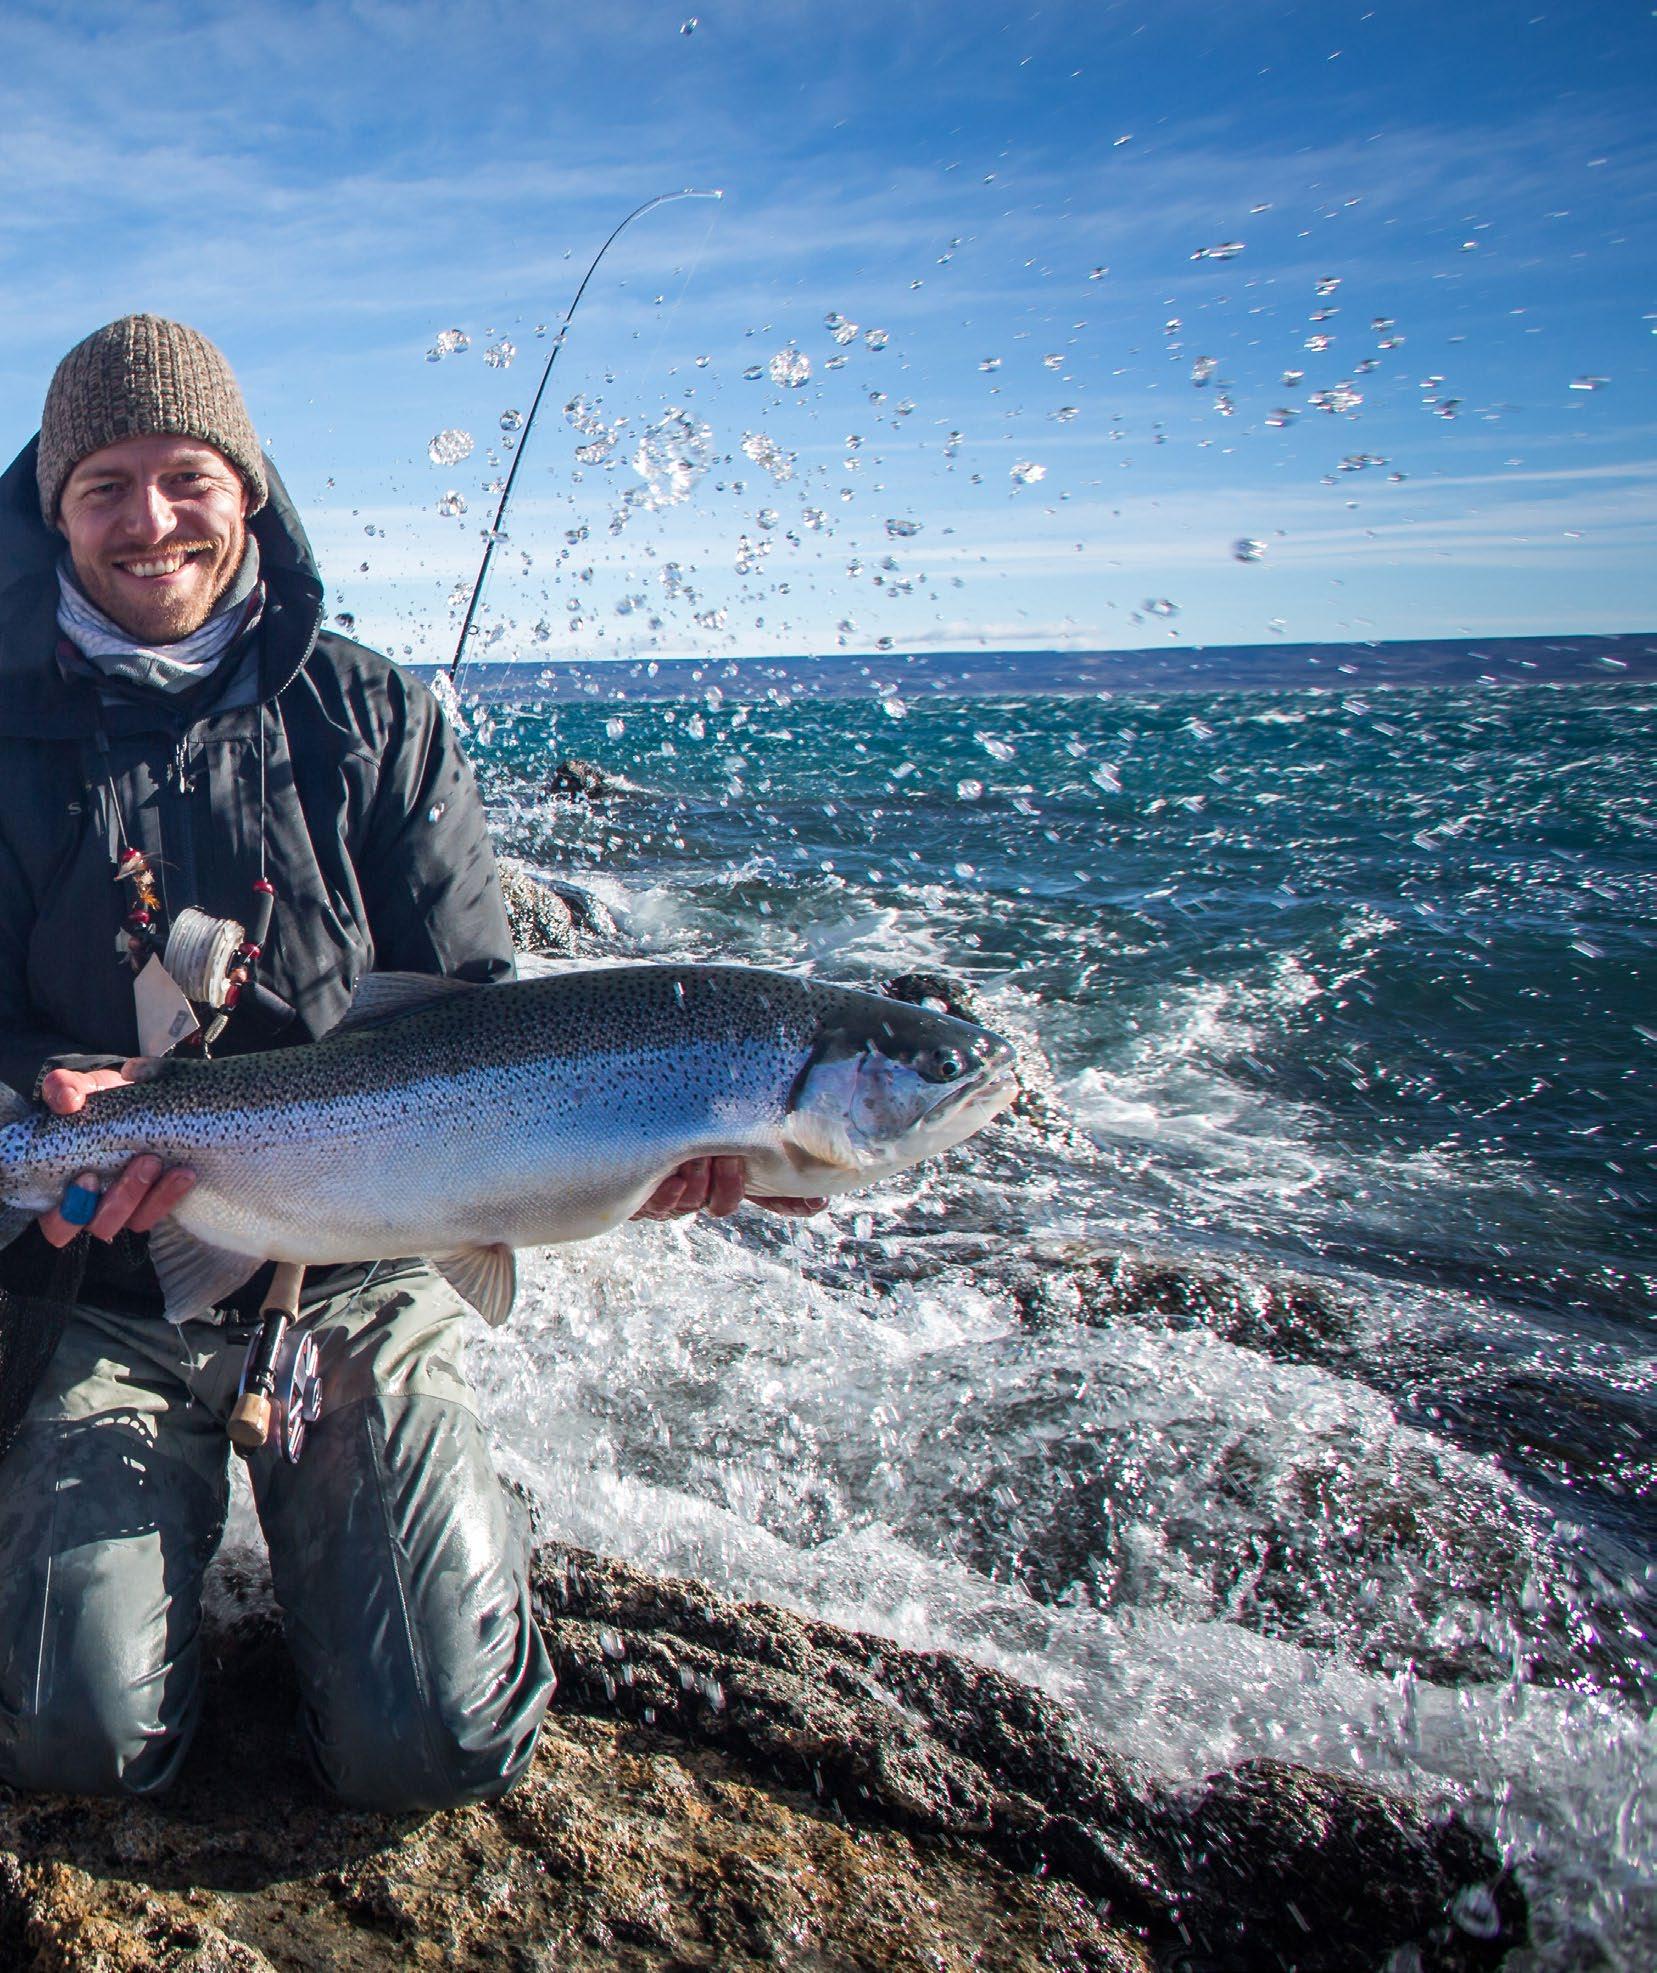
[427,428,473,466]
[768,346,811,388]
[1010,461,1047,486]
[740,432,797,482]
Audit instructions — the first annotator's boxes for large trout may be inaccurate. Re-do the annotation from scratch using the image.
[0,965,1016,1324]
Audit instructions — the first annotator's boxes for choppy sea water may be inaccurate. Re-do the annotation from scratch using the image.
[437,675,1648,1965]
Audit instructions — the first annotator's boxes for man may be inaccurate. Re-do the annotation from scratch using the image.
[0,315,780,1810]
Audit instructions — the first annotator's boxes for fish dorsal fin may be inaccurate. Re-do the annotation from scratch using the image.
[147,1221,264,1325]
[334,970,480,1035]
[431,1242,517,1326]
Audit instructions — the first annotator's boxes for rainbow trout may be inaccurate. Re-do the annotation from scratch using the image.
[0,965,1016,1324]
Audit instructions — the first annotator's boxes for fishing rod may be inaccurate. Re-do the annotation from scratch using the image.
[449,187,725,681]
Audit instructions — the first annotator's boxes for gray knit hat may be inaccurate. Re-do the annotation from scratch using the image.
[37,313,268,524]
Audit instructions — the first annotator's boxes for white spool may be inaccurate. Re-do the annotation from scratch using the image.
[163,907,244,1007]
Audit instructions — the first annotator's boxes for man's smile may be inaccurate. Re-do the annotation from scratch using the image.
[111,543,215,583]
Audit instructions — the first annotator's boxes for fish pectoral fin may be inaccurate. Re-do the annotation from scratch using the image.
[333,970,482,1036]
[431,1243,517,1327]
[146,1221,264,1326]
[782,1109,861,1173]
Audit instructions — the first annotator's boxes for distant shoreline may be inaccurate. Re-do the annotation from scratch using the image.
[421,631,1657,701]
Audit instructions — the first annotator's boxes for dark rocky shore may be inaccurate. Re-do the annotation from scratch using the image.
[0,1541,1523,1972]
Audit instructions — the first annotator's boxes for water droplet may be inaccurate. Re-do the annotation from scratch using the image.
[741,432,796,482]
[437,490,468,517]
[1050,406,1079,423]
[1233,537,1266,562]
[1191,241,1245,260]
[956,777,984,801]
[694,354,710,368]
[1090,762,1122,793]
[1144,597,1178,617]
[1570,375,1609,391]
[334,611,356,632]
[499,409,524,432]
[1191,355,1218,385]
[977,732,1015,761]
[880,696,906,720]
[1315,275,1341,297]
[432,328,470,357]
[483,340,516,370]
[979,356,1001,372]
[1010,460,1046,485]
[680,15,698,32]
[832,321,861,347]
[427,429,473,466]
[1089,266,1107,279]
[1309,381,1363,413]
[864,328,890,351]
[884,517,922,538]
[1042,353,1064,370]
[1304,333,1333,352]
[768,345,811,388]
[743,365,764,381]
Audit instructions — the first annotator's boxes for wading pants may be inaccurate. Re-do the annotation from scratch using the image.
[0,1268,554,1808]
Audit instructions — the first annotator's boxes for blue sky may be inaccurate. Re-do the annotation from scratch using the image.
[0,0,1651,665]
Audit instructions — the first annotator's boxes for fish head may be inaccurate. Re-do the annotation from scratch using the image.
[777,991,1018,1190]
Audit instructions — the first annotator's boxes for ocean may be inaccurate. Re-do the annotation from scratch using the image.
[424,666,1650,1966]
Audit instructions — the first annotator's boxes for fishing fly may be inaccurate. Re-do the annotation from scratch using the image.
[449,187,724,682]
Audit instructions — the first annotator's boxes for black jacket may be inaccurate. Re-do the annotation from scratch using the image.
[0,436,514,1308]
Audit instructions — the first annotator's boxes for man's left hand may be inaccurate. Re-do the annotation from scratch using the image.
[633,1156,825,1221]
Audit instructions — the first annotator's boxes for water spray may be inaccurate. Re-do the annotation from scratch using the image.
[449,187,725,681]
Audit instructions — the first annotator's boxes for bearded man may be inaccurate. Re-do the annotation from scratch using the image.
[0,315,763,1809]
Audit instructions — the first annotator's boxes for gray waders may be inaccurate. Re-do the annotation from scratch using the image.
[0,1267,554,1808]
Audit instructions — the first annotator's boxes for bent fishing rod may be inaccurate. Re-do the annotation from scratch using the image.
[449,187,724,682]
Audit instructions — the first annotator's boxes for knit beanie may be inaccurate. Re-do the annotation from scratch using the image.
[36,314,268,524]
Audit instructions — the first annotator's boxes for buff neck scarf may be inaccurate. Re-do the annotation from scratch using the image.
[55,540,262,697]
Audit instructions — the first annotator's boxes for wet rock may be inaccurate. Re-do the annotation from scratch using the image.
[548,757,623,803]
[497,857,621,955]
[882,970,985,1027]
[496,855,578,955]
[0,1543,1523,1973]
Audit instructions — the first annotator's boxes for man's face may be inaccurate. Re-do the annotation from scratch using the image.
[57,433,249,644]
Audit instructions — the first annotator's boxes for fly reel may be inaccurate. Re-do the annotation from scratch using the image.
[229,1264,322,1463]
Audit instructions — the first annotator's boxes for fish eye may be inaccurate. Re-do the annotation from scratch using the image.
[918,1045,968,1084]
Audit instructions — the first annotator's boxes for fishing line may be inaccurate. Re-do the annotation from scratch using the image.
[449,187,725,682]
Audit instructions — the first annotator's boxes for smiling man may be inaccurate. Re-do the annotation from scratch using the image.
[0,315,768,1813]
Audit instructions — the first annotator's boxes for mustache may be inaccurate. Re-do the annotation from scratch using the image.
[110,539,220,562]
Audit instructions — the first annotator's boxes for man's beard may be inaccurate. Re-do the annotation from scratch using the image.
[77,531,244,643]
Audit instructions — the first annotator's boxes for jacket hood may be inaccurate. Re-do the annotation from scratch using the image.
[0,434,327,737]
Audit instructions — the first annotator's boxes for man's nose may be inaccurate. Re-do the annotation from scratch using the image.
[120,481,178,541]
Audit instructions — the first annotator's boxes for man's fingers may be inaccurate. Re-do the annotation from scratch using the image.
[124,1166,198,1235]
[706,1156,746,1217]
[39,1067,129,1117]
[38,1170,98,1248]
[633,1171,689,1220]
[755,1195,828,1218]
[86,1156,165,1240]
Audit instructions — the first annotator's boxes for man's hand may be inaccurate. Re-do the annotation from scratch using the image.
[36,1064,197,1249]
[633,1155,825,1222]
